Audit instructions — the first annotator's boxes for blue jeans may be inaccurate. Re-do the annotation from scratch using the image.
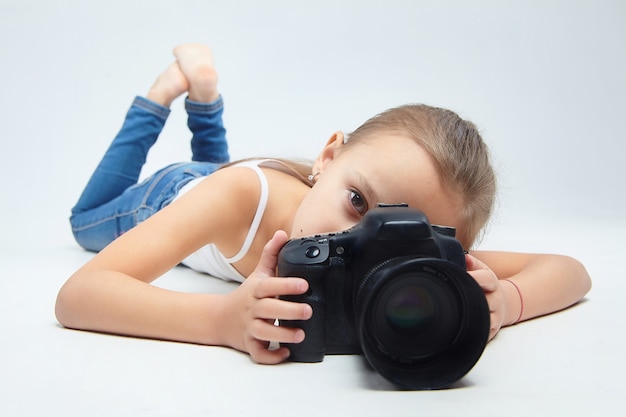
[70,96,230,252]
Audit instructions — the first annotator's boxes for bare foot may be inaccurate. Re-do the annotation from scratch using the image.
[146,62,189,107]
[173,44,219,103]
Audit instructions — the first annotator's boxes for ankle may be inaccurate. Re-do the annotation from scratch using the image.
[146,63,189,107]
[146,88,176,107]
[187,67,219,103]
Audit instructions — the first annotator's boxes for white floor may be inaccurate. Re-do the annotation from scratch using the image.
[1,1,625,416]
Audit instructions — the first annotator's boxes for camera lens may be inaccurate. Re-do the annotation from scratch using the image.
[355,257,489,390]
[370,274,460,360]
[371,275,460,360]
[386,285,435,333]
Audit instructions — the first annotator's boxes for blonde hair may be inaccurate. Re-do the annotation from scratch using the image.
[343,104,496,249]
[220,158,314,185]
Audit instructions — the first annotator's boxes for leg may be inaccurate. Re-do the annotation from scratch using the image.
[70,62,190,250]
[174,44,229,163]
[70,161,222,252]
[71,97,169,215]
[186,96,229,163]
[72,62,188,214]
[69,99,169,251]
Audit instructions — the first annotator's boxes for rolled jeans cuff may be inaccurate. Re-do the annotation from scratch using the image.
[132,96,171,120]
[185,95,223,114]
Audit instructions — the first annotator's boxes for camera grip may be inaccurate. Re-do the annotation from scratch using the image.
[280,294,326,362]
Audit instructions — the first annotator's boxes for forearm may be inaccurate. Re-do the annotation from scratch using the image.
[473,251,592,325]
[55,270,227,346]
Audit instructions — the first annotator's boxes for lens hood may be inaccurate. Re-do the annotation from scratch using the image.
[355,257,490,390]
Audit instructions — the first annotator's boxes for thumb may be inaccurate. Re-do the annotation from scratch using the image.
[465,253,476,271]
[465,253,487,271]
[253,230,289,278]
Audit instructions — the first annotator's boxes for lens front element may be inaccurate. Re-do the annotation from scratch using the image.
[371,273,461,361]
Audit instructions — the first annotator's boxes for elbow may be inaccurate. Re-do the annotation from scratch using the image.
[564,255,592,300]
[55,278,81,330]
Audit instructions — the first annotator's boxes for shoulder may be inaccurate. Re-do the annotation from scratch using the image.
[194,163,264,197]
[185,163,308,255]
[216,160,309,200]
[176,165,265,248]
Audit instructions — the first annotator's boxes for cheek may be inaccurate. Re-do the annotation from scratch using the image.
[291,207,334,238]
[290,196,324,238]
[304,215,359,238]
[291,196,356,238]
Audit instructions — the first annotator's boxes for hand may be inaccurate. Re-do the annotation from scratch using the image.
[222,230,313,364]
[465,254,506,341]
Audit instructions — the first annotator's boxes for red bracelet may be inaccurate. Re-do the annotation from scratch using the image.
[504,279,524,324]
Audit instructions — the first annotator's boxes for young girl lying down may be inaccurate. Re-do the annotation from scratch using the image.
[56,44,591,365]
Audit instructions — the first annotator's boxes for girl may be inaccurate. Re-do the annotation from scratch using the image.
[55,44,591,364]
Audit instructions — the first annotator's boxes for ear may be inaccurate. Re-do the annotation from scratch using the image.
[312,131,345,175]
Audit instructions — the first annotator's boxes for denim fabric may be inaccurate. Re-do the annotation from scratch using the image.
[70,95,229,252]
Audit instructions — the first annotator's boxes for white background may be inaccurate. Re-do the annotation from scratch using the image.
[1,1,624,416]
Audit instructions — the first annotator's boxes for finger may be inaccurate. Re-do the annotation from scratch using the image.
[253,298,313,321]
[249,319,306,345]
[465,253,489,271]
[253,230,290,277]
[469,269,498,292]
[249,343,291,365]
[488,312,500,341]
[488,326,497,341]
[253,276,309,299]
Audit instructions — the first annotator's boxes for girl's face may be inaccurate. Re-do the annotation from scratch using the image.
[290,132,462,239]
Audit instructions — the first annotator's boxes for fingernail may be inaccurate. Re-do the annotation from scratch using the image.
[295,329,305,343]
[303,304,313,319]
[297,280,308,293]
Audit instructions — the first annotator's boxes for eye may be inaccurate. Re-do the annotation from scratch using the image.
[349,190,368,216]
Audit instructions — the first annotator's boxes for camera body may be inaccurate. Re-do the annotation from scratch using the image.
[277,206,489,390]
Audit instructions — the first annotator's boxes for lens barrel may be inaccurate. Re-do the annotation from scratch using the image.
[355,257,490,390]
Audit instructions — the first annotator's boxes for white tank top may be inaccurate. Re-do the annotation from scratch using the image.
[174,160,270,282]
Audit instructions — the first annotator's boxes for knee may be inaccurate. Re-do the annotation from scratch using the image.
[69,217,108,253]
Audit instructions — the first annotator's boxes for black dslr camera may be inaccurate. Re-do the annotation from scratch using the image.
[277,206,489,390]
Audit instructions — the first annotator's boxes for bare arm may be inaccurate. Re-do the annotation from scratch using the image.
[55,167,310,363]
[56,269,227,344]
[467,251,591,339]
